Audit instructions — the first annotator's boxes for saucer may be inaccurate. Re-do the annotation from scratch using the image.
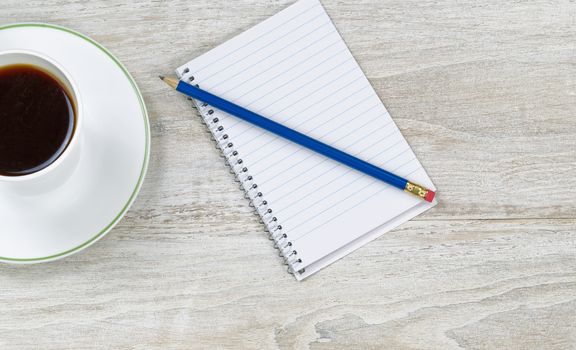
[0,24,150,263]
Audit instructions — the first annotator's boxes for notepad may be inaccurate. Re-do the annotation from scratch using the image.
[176,0,436,280]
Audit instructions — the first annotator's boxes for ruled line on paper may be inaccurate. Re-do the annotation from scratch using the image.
[202,19,334,88]
[192,1,321,75]
[270,130,404,202]
[245,101,381,167]
[291,164,421,240]
[280,146,414,222]
[221,45,349,102]
[252,113,393,185]
[229,70,364,143]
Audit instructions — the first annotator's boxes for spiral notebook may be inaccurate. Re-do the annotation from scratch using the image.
[176,0,436,280]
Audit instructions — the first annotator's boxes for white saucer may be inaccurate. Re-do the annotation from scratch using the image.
[0,24,150,263]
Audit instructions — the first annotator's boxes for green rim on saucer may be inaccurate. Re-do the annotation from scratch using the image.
[0,23,150,262]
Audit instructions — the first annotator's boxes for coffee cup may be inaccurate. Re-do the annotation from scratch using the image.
[0,49,83,188]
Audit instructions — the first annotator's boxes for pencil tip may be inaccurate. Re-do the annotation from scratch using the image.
[159,75,165,80]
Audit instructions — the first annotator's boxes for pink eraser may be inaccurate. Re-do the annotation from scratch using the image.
[425,190,435,202]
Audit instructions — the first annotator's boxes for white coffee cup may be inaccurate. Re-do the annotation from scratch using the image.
[0,50,83,188]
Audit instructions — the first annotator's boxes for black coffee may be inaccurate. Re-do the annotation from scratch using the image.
[0,64,75,176]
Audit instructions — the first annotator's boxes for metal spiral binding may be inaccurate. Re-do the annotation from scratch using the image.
[179,69,305,276]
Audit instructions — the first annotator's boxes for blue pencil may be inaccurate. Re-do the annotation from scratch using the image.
[161,75,435,202]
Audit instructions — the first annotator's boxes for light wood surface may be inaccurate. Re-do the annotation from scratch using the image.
[1,1,575,349]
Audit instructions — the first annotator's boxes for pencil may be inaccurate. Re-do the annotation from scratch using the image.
[160,75,435,202]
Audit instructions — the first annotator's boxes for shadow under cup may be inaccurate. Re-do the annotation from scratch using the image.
[0,50,83,191]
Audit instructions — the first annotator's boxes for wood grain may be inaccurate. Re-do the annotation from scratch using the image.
[1,0,575,349]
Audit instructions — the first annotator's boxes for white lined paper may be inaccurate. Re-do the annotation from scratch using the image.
[177,0,436,280]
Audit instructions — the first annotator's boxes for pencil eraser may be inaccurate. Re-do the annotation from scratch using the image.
[425,190,435,203]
